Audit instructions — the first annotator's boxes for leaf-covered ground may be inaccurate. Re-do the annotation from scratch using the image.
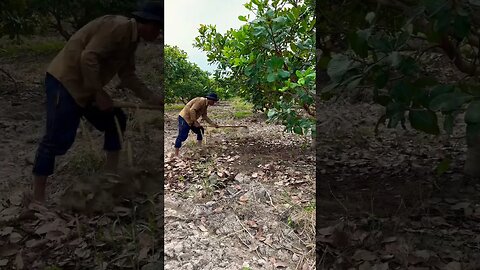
[0,42,167,269]
[317,100,480,269]
[163,102,316,269]
[0,40,316,269]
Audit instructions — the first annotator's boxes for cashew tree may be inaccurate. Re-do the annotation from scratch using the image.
[194,0,316,138]
[318,0,480,176]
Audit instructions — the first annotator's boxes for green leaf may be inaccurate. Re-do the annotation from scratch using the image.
[430,84,454,99]
[453,15,470,39]
[238,15,248,22]
[429,92,473,112]
[375,70,389,89]
[470,0,480,6]
[365,12,375,24]
[327,54,352,82]
[434,9,452,33]
[293,126,303,135]
[398,57,418,75]
[321,83,339,93]
[347,31,369,58]
[346,76,362,90]
[369,37,392,52]
[273,16,287,24]
[391,80,414,103]
[409,110,440,134]
[268,56,284,69]
[374,95,391,106]
[386,102,406,128]
[465,100,480,123]
[278,70,290,79]
[253,26,267,37]
[390,51,401,67]
[267,72,276,82]
[436,157,451,175]
[412,77,438,88]
[444,113,455,134]
[317,55,331,70]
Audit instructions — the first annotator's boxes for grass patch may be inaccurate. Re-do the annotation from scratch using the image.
[66,148,104,176]
[228,97,254,119]
[234,111,253,119]
[230,97,253,112]
[165,103,185,112]
[0,39,65,57]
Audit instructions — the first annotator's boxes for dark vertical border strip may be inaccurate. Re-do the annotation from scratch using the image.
[315,0,321,268]
[158,0,165,267]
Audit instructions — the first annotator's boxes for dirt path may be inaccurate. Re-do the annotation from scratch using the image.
[163,103,316,269]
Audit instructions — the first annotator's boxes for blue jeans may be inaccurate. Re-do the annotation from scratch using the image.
[174,116,204,148]
[32,73,127,176]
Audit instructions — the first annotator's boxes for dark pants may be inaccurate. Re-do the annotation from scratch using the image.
[32,73,127,176]
[174,116,204,148]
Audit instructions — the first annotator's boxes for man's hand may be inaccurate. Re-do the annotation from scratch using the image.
[193,121,202,128]
[95,90,113,111]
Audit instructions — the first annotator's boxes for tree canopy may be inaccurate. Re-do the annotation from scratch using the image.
[195,0,316,136]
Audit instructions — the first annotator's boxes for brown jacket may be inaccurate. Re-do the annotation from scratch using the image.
[179,97,215,126]
[47,15,154,107]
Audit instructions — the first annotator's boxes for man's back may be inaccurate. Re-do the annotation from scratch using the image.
[47,15,138,107]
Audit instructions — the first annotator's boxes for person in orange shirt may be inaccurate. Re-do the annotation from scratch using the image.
[175,93,220,156]
[31,1,164,203]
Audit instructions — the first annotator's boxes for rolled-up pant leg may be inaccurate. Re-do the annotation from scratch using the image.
[174,116,191,149]
[190,126,204,141]
[82,106,127,151]
[32,73,82,176]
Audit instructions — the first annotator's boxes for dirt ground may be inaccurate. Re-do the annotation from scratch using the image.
[0,41,316,269]
[0,43,167,269]
[316,101,480,269]
[163,104,316,269]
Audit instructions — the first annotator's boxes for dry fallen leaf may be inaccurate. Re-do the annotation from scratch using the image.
[382,236,397,244]
[138,246,150,261]
[0,244,19,257]
[372,262,389,270]
[14,251,24,269]
[25,239,48,248]
[0,259,8,266]
[0,227,13,236]
[198,224,208,232]
[359,261,372,270]
[9,232,22,243]
[353,249,376,261]
[239,194,249,202]
[444,261,462,270]
[74,247,90,259]
[113,206,131,216]
[246,220,258,228]
[35,220,64,235]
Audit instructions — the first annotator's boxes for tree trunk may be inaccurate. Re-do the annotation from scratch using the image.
[464,124,480,177]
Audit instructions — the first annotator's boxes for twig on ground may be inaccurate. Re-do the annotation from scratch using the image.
[235,214,255,240]
[328,181,349,215]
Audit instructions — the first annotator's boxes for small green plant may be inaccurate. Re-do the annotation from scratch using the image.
[231,97,253,112]
[165,103,185,111]
[0,39,64,57]
[67,148,104,175]
[287,216,295,228]
[304,201,315,213]
[234,111,253,119]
